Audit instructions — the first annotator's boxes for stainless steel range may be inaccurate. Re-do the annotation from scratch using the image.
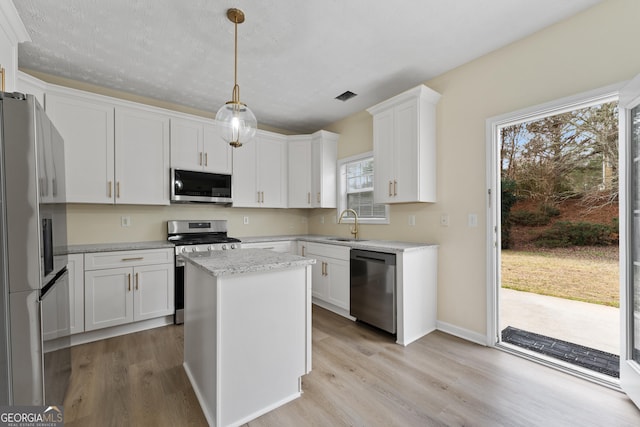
[167,220,241,324]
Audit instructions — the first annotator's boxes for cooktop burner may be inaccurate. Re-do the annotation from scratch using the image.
[167,219,240,247]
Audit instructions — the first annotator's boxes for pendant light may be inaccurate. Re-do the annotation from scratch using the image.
[215,8,257,148]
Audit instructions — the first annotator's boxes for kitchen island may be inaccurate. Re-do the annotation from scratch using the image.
[181,249,314,427]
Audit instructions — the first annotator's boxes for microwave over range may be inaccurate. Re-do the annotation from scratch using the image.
[171,168,232,204]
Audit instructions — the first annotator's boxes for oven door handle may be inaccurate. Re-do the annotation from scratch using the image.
[176,257,185,268]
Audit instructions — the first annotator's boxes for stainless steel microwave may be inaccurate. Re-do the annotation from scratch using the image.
[170,169,232,204]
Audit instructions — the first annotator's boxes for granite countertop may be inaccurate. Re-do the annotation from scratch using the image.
[66,241,174,254]
[182,248,315,277]
[241,235,437,253]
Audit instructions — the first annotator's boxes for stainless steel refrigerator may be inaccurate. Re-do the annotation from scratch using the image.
[0,92,70,405]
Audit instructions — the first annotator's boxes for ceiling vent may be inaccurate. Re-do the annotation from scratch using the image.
[335,90,357,102]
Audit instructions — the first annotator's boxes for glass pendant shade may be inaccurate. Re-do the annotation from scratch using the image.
[215,100,257,148]
[216,8,256,148]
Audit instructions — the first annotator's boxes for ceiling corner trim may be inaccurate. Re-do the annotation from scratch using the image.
[0,1,30,44]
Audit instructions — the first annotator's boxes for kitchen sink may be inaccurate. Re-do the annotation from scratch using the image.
[328,238,368,242]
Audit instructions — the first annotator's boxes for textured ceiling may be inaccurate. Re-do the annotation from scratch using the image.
[14,0,601,133]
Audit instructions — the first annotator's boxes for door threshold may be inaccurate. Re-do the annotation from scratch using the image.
[495,342,621,391]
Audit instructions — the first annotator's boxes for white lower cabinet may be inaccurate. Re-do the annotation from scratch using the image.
[67,253,85,335]
[83,249,174,332]
[241,241,295,254]
[302,242,350,312]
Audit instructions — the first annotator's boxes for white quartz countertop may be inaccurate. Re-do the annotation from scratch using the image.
[66,241,174,254]
[182,248,315,277]
[241,235,437,253]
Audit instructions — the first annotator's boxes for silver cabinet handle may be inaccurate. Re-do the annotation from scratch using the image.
[121,257,144,261]
[394,180,397,196]
[199,152,203,166]
[108,181,113,198]
[317,192,321,203]
[301,246,305,257]
[117,181,121,198]
[128,273,131,292]
[205,152,208,166]
[135,272,139,291]
[388,181,393,197]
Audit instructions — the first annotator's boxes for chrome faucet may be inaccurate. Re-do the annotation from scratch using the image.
[338,209,360,240]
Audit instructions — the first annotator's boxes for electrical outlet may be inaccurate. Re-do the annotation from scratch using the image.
[121,216,131,227]
[243,216,249,225]
[408,215,416,226]
[440,214,450,227]
[468,213,478,228]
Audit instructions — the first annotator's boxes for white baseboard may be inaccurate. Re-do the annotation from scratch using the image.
[312,298,355,321]
[436,320,488,346]
[70,316,173,346]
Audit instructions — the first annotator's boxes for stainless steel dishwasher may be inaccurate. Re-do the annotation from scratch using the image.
[350,249,396,334]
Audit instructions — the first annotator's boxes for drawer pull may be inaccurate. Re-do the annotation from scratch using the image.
[128,273,131,291]
[121,257,144,262]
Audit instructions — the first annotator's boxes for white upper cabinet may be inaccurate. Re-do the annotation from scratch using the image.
[115,107,170,205]
[46,87,170,205]
[170,117,232,174]
[367,84,441,204]
[288,135,313,207]
[288,130,338,208]
[46,91,116,204]
[232,130,287,208]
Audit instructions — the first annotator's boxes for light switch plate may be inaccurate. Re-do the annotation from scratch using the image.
[440,214,450,227]
[468,213,478,227]
[243,216,249,225]
[121,216,131,227]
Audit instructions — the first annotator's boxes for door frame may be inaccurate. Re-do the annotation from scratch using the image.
[619,74,640,405]
[485,82,624,349]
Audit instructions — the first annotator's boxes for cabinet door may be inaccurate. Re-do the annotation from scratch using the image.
[170,117,203,171]
[47,93,115,203]
[257,133,288,208]
[310,256,328,300]
[232,142,259,207]
[133,264,174,321]
[203,123,233,174]
[288,137,312,207]
[325,258,350,310]
[115,108,170,205]
[312,136,337,208]
[372,108,395,204]
[393,100,419,203]
[84,267,133,331]
[67,254,84,335]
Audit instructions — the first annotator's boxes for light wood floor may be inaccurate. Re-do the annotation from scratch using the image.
[64,306,640,426]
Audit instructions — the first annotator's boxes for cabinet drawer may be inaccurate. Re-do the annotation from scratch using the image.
[303,242,350,260]
[242,241,293,253]
[84,248,174,270]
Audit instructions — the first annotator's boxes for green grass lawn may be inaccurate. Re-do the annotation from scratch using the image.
[501,249,619,307]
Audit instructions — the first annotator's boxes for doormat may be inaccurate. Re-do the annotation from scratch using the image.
[501,326,619,378]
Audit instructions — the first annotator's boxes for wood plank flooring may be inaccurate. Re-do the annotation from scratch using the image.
[64,306,640,426]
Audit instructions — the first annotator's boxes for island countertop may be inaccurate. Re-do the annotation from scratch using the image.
[181,248,316,277]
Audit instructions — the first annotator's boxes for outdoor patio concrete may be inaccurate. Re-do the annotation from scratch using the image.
[500,288,619,355]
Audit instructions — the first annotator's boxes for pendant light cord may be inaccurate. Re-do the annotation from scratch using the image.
[232,16,240,104]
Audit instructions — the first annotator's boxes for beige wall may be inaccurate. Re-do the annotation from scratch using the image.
[66,204,309,244]
[309,0,640,337]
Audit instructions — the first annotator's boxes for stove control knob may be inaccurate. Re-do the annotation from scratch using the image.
[221,244,228,250]
[230,243,237,249]
[181,247,188,254]
[208,245,215,251]
[191,247,199,252]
